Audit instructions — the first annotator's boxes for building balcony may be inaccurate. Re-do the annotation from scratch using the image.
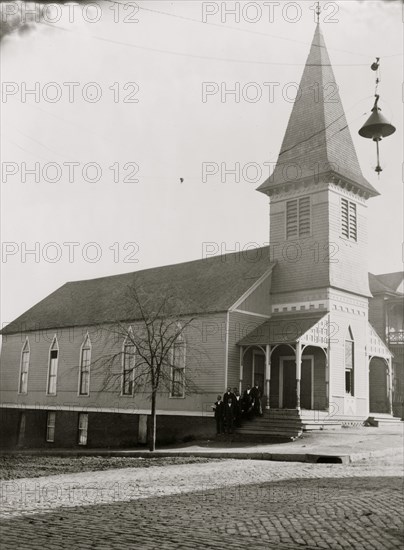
[387,330,404,345]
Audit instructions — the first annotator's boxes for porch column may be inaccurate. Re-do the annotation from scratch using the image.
[239,346,243,394]
[387,357,394,416]
[325,351,329,410]
[296,341,301,410]
[265,344,271,409]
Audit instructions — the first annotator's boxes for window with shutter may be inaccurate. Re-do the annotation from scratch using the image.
[47,337,59,395]
[286,197,311,239]
[122,328,135,396]
[19,339,30,394]
[170,331,186,398]
[79,335,91,396]
[286,200,298,238]
[341,198,357,241]
[299,197,311,237]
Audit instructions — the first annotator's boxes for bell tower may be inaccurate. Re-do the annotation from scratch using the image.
[257,23,379,313]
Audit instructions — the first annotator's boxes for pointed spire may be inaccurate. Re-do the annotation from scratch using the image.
[315,1,321,24]
[258,25,378,197]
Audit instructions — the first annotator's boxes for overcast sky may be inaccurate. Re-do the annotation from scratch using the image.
[1,0,403,326]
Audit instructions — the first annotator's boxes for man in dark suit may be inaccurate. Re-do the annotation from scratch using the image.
[251,381,263,416]
[212,395,224,434]
[223,393,236,434]
[233,387,242,427]
[223,387,236,405]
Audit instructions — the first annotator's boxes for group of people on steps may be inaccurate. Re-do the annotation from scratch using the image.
[212,382,263,435]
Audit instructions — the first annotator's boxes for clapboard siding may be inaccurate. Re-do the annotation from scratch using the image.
[227,311,268,391]
[270,187,330,294]
[328,188,371,297]
[303,346,327,410]
[0,312,228,414]
[328,307,369,415]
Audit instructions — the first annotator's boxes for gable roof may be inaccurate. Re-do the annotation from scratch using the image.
[369,272,404,296]
[257,24,378,197]
[2,247,275,335]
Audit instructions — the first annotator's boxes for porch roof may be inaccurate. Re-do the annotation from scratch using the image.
[238,312,328,346]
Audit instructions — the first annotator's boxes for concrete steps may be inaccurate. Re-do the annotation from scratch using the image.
[236,409,303,440]
[300,410,342,431]
[367,414,404,427]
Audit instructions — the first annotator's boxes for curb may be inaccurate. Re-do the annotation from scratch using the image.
[2,447,401,463]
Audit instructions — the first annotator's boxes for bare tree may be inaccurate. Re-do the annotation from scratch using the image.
[92,284,205,451]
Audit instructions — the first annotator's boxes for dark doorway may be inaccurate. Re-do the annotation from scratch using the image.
[253,353,265,392]
[369,358,389,413]
[282,359,297,408]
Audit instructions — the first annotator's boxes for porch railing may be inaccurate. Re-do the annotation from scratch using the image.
[387,330,404,345]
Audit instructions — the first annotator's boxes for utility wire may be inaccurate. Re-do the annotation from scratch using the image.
[93,34,370,67]
[102,0,402,60]
[266,98,373,167]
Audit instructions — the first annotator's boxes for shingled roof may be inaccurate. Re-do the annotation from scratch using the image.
[2,247,275,335]
[257,24,378,197]
[238,312,326,346]
[369,272,404,296]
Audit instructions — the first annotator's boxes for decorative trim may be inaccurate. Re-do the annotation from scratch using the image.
[272,301,328,314]
[232,309,271,319]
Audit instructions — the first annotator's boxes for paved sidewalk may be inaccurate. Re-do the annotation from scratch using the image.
[3,425,403,463]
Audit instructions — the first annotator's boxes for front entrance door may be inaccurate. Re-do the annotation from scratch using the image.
[369,358,389,413]
[300,358,313,409]
[280,359,296,408]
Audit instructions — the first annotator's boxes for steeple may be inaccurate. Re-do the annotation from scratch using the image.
[258,24,378,197]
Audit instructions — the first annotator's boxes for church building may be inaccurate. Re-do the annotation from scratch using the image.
[0,23,401,448]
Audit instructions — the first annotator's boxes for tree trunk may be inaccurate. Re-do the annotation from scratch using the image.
[149,389,157,452]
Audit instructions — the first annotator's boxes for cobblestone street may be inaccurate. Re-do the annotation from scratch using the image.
[1,455,403,549]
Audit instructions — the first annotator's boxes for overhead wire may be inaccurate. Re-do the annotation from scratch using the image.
[102,0,401,60]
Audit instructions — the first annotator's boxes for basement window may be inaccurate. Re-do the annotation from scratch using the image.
[46,412,56,443]
[78,413,88,445]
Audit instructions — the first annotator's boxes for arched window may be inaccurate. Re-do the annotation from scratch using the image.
[47,336,59,395]
[170,330,186,398]
[79,334,91,396]
[122,328,135,396]
[19,339,30,394]
[345,327,354,395]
